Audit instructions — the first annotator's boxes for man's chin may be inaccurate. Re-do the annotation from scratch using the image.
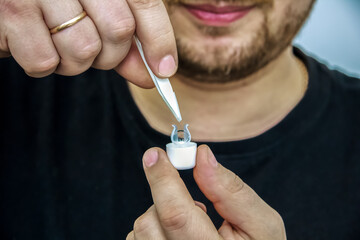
[174,28,270,83]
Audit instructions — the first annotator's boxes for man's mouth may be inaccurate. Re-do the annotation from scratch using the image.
[183,4,254,26]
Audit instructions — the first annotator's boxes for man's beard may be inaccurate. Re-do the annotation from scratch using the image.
[176,19,270,83]
[166,0,315,83]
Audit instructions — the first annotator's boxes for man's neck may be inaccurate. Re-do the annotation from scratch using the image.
[128,47,308,142]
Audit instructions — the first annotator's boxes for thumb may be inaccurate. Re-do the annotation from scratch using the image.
[193,145,285,237]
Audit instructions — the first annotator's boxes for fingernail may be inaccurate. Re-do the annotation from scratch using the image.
[207,147,218,168]
[144,149,159,168]
[158,55,176,77]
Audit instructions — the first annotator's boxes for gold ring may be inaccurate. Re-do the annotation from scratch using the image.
[49,11,87,34]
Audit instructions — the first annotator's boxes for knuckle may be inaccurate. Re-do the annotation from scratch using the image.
[126,231,134,240]
[152,171,180,190]
[131,0,162,10]
[105,17,135,43]
[267,210,286,237]
[224,173,245,195]
[153,172,172,186]
[25,56,59,75]
[158,206,188,231]
[272,211,285,229]
[133,214,152,234]
[0,0,38,19]
[150,27,173,44]
[74,38,101,61]
[150,161,180,186]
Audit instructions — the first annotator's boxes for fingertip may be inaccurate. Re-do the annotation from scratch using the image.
[196,145,210,163]
[206,146,218,168]
[143,148,159,168]
[143,147,171,169]
[127,0,178,79]
[154,147,167,157]
[198,144,210,152]
[194,145,217,181]
[193,145,204,167]
[196,144,217,168]
[158,54,177,78]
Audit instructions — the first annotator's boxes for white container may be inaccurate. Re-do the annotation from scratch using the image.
[166,124,197,170]
[166,142,197,170]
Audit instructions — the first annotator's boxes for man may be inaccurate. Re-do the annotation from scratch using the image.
[0,0,359,239]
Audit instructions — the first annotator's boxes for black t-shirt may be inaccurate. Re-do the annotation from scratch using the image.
[1,48,360,239]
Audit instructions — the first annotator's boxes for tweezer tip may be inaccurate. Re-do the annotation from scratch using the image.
[169,106,182,122]
[176,115,182,122]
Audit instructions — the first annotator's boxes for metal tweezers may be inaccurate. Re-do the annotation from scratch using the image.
[134,36,182,122]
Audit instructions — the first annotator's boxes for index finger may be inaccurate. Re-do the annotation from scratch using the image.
[142,148,194,233]
[126,0,178,78]
[144,148,221,239]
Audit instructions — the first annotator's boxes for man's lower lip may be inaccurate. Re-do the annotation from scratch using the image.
[184,5,254,26]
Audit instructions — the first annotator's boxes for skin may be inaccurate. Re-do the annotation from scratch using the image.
[1,0,315,239]
[0,0,177,86]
